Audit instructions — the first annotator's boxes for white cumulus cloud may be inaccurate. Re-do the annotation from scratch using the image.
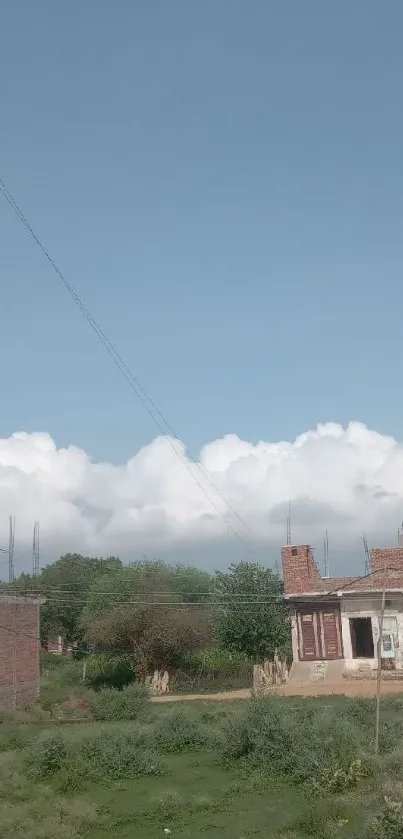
[0,421,402,577]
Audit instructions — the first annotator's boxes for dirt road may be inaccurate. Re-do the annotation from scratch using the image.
[152,680,403,703]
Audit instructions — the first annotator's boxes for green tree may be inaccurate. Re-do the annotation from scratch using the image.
[214,561,290,661]
[170,565,213,603]
[81,561,212,676]
[39,554,123,645]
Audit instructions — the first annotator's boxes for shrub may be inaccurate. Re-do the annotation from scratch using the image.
[75,729,165,782]
[90,681,150,721]
[27,732,67,777]
[27,727,165,786]
[154,709,208,753]
[40,653,83,689]
[0,726,33,752]
[368,797,403,838]
[293,799,352,839]
[171,646,253,693]
[0,750,99,838]
[221,697,368,792]
[86,653,134,690]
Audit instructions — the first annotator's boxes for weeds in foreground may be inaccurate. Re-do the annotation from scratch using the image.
[90,681,150,721]
[222,698,370,793]
[153,709,210,753]
[368,797,403,838]
[27,728,166,788]
[0,751,99,839]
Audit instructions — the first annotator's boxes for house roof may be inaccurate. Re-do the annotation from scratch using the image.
[282,544,403,599]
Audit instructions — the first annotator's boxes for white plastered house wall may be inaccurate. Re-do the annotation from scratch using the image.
[341,591,403,672]
[287,589,403,672]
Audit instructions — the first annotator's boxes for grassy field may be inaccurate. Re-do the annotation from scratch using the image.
[2,686,403,838]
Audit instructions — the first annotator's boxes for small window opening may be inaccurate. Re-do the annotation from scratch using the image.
[350,617,374,658]
[291,548,298,556]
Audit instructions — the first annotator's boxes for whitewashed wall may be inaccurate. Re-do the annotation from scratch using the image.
[341,594,403,671]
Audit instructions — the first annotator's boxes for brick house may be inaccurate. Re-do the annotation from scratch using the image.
[0,594,44,708]
[281,544,403,680]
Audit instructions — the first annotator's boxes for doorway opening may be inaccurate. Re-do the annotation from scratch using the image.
[350,618,374,658]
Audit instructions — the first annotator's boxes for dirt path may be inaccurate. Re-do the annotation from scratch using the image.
[152,680,403,703]
[152,688,250,703]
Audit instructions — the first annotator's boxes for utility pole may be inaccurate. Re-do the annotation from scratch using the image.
[375,564,387,755]
[8,515,15,584]
[12,598,17,710]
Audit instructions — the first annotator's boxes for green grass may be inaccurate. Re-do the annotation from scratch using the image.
[3,694,403,837]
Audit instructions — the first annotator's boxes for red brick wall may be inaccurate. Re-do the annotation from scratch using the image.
[370,548,403,586]
[281,545,322,595]
[0,598,40,708]
[371,547,403,573]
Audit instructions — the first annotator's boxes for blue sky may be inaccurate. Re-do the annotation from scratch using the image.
[1,1,403,465]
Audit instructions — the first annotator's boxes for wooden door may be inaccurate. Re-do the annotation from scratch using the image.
[297,605,343,661]
[320,609,342,659]
[298,612,319,660]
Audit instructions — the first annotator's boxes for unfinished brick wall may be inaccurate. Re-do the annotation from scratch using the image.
[370,548,403,586]
[281,545,322,595]
[0,597,41,709]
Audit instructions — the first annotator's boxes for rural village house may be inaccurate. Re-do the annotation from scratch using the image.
[281,544,403,682]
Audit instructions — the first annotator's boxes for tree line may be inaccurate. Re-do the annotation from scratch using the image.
[7,554,290,676]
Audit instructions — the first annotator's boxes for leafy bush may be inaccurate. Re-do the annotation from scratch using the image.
[86,653,134,690]
[171,646,253,693]
[368,797,403,838]
[73,729,165,782]
[0,726,33,752]
[27,727,165,786]
[221,698,368,792]
[90,681,150,721]
[293,799,352,839]
[154,709,208,753]
[40,653,83,688]
[0,750,99,839]
[28,732,68,777]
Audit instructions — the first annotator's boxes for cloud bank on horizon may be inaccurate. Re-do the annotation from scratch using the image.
[0,421,402,573]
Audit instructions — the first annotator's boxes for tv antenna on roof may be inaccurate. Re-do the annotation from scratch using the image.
[32,521,40,577]
[363,533,371,576]
[323,530,330,577]
[8,515,15,584]
[285,501,292,546]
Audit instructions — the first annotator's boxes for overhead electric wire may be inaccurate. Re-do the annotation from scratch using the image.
[0,566,400,656]
[0,176,253,553]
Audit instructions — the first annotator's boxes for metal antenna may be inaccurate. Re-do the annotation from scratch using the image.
[285,501,292,546]
[274,554,282,578]
[32,521,40,577]
[363,532,371,576]
[323,529,330,577]
[398,521,403,547]
[8,515,15,583]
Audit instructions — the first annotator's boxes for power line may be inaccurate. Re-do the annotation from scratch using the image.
[0,176,253,553]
